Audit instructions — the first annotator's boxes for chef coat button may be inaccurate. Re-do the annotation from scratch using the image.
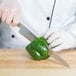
[47,17,50,20]
[11,34,15,38]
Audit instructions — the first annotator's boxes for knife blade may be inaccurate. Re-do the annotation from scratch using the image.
[49,49,69,68]
[18,23,69,68]
[18,23,37,41]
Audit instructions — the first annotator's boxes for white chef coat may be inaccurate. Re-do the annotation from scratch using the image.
[19,0,76,35]
[0,0,76,49]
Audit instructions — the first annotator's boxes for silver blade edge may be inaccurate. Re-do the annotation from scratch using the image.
[49,48,70,68]
[18,24,37,41]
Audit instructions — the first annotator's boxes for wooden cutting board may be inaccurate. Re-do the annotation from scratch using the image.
[0,49,76,76]
[0,49,75,68]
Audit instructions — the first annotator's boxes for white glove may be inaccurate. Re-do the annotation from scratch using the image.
[44,30,76,52]
[0,0,21,26]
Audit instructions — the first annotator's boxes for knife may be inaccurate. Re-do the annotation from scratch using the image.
[18,23,69,68]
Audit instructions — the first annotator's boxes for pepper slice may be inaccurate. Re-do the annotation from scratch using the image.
[26,37,49,60]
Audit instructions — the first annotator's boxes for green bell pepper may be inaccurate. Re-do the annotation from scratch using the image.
[26,37,49,61]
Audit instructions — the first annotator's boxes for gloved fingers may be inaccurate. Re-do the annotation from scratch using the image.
[47,32,61,44]
[5,9,15,24]
[1,8,9,22]
[6,14,13,25]
[48,37,60,45]
[50,38,63,47]
[51,44,65,52]
[11,11,20,26]
[51,39,75,52]
[49,38,62,49]
[44,28,59,39]
[0,9,2,18]
[44,29,54,39]
[0,11,1,18]
[0,7,3,18]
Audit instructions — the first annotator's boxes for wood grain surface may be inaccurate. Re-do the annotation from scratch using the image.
[0,49,75,69]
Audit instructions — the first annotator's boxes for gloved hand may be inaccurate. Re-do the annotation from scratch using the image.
[0,0,21,26]
[44,30,76,52]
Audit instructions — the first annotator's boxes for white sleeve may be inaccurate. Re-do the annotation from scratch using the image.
[62,0,76,36]
[67,23,76,36]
